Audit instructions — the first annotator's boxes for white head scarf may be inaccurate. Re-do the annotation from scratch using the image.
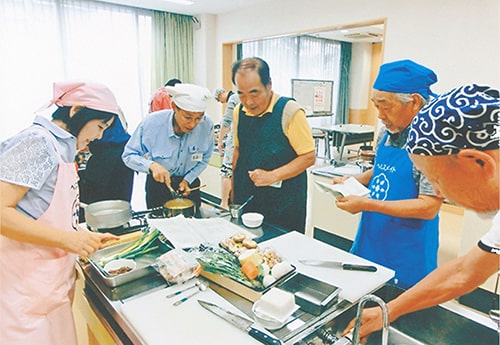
[166,83,211,112]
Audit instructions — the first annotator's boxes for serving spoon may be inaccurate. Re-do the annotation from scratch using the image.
[172,281,208,306]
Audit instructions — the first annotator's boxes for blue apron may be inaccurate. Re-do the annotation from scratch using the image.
[351,132,439,289]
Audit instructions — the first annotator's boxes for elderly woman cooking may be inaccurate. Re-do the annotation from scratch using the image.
[0,81,120,345]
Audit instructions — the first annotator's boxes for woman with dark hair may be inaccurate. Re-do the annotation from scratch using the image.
[0,81,120,345]
[78,107,134,208]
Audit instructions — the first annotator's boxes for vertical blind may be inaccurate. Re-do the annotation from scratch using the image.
[241,35,342,120]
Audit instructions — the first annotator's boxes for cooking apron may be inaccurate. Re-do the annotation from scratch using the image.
[350,132,439,289]
[233,97,307,233]
[0,128,79,345]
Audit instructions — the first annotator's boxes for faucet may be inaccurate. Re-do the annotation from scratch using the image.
[351,294,389,345]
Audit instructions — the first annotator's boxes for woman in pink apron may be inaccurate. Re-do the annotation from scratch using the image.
[0,81,121,345]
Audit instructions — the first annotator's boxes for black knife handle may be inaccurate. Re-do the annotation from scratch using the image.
[342,264,377,272]
[249,327,281,345]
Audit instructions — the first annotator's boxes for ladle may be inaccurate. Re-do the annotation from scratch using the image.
[172,281,208,306]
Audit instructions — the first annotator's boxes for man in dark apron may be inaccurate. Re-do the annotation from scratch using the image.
[231,57,316,233]
[334,60,444,289]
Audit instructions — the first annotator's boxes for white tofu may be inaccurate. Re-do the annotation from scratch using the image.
[258,287,295,320]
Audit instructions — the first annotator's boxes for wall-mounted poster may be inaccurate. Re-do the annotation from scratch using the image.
[291,79,334,116]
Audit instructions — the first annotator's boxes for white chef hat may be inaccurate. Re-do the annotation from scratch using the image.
[166,83,211,112]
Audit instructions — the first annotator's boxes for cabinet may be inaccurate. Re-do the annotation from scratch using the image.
[73,265,116,345]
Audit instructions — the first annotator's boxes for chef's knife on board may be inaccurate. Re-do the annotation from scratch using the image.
[299,260,377,272]
[198,300,281,345]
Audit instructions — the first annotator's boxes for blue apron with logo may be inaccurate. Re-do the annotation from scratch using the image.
[351,132,439,289]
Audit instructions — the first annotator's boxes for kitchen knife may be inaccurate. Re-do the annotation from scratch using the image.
[198,300,281,345]
[299,260,377,272]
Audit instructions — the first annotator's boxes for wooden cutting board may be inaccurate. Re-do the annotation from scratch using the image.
[120,281,265,345]
[259,231,394,302]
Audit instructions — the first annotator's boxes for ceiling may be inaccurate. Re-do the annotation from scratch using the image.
[98,0,383,43]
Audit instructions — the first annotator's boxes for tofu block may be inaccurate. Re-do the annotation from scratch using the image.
[258,287,295,320]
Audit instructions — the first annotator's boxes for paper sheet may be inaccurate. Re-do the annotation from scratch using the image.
[314,177,370,199]
[148,216,256,248]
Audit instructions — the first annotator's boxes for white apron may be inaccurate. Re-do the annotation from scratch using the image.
[0,130,79,345]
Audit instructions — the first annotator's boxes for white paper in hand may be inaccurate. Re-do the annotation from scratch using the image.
[314,177,369,200]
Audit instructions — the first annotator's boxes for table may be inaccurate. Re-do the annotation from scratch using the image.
[312,124,375,162]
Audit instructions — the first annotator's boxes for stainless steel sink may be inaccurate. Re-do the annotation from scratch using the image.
[365,326,426,345]
[302,284,498,345]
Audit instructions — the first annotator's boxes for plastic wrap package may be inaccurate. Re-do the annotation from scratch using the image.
[156,249,202,284]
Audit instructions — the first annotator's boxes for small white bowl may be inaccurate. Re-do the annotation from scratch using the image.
[241,212,264,228]
[103,258,136,275]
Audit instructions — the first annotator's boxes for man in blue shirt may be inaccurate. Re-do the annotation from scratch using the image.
[123,83,214,217]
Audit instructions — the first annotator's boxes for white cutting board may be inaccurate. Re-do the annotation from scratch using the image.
[120,280,265,345]
[260,231,394,303]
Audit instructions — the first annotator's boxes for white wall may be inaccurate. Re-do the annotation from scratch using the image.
[199,0,499,99]
[349,43,373,109]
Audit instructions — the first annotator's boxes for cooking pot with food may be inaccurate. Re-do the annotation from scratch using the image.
[163,198,196,218]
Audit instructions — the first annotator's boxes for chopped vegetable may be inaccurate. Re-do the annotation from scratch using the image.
[241,261,259,280]
[99,228,161,267]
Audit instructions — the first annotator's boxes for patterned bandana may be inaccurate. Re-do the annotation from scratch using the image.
[406,84,500,155]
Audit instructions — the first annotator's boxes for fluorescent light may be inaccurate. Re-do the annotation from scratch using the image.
[162,0,194,5]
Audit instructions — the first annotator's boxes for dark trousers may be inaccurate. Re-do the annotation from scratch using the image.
[145,175,202,217]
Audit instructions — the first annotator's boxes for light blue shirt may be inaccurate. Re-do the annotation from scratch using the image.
[122,110,214,184]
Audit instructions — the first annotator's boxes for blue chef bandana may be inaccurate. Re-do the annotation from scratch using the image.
[373,59,438,99]
[406,84,500,156]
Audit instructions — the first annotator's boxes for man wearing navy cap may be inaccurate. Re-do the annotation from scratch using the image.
[333,59,444,289]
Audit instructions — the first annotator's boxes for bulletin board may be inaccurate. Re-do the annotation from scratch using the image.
[291,79,334,116]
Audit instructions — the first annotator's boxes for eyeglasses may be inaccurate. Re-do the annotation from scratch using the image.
[177,109,203,124]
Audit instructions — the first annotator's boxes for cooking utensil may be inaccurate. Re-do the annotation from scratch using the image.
[166,281,204,298]
[172,281,208,306]
[239,194,254,210]
[299,260,377,272]
[163,198,196,218]
[167,185,178,198]
[198,300,281,345]
[85,200,132,230]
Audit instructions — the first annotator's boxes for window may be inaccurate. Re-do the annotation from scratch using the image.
[0,0,152,140]
[241,35,341,119]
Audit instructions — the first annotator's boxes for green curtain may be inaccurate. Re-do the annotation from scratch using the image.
[151,12,194,89]
[336,41,352,124]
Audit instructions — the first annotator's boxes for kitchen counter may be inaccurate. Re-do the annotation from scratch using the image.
[75,213,497,345]
[76,216,394,344]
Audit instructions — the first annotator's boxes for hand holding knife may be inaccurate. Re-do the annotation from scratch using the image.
[198,300,281,344]
[299,260,377,272]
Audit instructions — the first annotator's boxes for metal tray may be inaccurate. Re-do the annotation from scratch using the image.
[88,238,173,288]
[201,265,296,302]
[277,272,341,316]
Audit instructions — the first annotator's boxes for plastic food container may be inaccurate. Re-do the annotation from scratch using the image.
[156,249,202,284]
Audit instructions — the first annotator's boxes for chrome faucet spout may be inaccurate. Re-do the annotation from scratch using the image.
[352,294,389,345]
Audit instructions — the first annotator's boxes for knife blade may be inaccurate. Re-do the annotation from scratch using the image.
[299,260,377,272]
[198,300,281,345]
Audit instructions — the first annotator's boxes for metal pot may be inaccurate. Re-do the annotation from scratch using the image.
[163,198,195,218]
[84,200,132,230]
